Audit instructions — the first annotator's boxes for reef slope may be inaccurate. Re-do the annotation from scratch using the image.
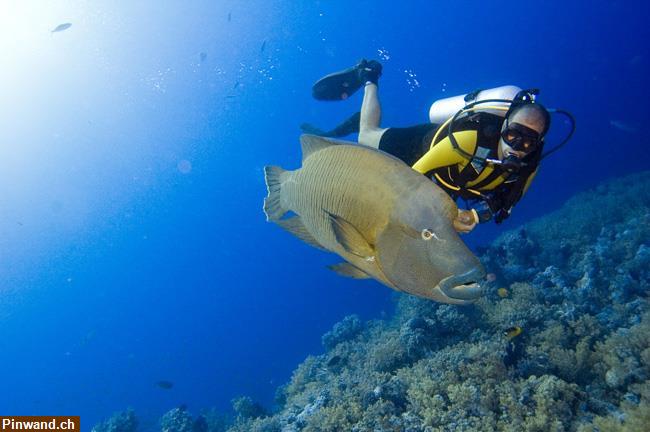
[230,171,650,432]
[94,171,650,432]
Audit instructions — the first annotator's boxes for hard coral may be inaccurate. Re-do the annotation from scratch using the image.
[91,409,138,432]
[321,314,363,351]
[160,407,194,432]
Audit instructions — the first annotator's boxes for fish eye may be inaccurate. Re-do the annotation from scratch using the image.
[421,229,433,240]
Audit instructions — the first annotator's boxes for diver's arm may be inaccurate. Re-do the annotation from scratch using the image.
[466,195,508,224]
[476,168,540,224]
[411,131,481,233]
[474,202,495,223]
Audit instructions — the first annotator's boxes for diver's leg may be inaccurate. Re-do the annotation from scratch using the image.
[358,83,388,148]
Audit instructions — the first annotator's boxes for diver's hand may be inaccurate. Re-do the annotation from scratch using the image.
[453,209,479,234]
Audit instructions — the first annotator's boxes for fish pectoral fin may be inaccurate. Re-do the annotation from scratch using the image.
[327,212,375,258]
[327,262,371,279]
[277,216,326,251]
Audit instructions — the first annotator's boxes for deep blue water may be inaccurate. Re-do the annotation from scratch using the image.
[0,0,648,428]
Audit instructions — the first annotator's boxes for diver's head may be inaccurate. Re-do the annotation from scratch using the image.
[498,103,551,161]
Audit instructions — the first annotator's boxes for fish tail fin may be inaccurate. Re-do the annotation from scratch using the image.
[263,165,289,221]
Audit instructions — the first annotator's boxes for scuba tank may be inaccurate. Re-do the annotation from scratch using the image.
[428,85,523,124]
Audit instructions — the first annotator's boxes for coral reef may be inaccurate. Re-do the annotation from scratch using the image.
[199,408,229,432]
[226,172,650,431]
[158,406,219,432]
[92,171,650,431]
[160,407,194,432]
[231,396,268,421]
[91,409,138,432]
[321,314,363,351]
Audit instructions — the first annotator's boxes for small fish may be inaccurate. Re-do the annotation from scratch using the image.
[51,23,72,33]
[225,95,236,99]
[228,12,232,22]
[486,273,497,282]
[497,287,509,298]
[156,380,174,390]
[199,52,207,63]
[260,40,267,53]
[233,81,240,89]
[504,326,522,339]
[610,120,637,134]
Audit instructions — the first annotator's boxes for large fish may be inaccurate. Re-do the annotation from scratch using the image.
[263,135,486,305]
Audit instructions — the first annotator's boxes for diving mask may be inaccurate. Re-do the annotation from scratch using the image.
[501,120,542,153]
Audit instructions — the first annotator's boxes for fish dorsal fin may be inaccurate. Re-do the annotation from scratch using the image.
[300,134,351,162]
[277,216,326,251]
[328,262,371,279]
[327,212,375,258]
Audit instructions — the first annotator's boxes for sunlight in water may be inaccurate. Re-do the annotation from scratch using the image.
[0,1,70,86]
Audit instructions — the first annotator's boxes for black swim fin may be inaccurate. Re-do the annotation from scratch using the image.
[312,60,382,101]
[300,112,361,138]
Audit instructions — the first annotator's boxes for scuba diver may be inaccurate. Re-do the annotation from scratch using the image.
[304,59,574,233]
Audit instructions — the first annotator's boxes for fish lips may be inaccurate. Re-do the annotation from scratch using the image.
[434,267,486,301]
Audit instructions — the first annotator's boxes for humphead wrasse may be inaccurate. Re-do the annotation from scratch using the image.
[263,135,486,304]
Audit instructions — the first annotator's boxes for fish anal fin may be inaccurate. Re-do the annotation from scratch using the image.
[277,216,326,251]
[328,262,371,279]
[327,212,374,258]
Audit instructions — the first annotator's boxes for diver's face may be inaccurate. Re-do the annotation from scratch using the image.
[498,110,546,160]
